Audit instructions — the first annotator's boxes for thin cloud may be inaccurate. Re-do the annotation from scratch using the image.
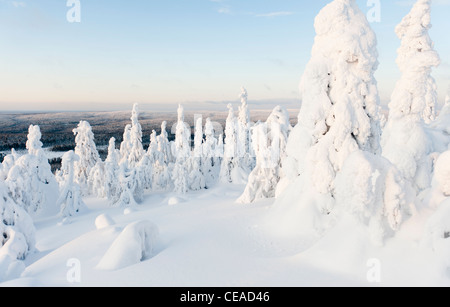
[255,11,294,18]
[218,6,231,14]
[209,0,232,15]
[11,1,26,8]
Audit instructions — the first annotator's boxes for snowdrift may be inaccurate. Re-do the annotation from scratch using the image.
[97,220,159,271]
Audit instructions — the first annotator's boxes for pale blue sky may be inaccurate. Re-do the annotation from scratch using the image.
[0,0,449,111]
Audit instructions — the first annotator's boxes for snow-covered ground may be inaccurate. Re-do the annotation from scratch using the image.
[1,183,448,287]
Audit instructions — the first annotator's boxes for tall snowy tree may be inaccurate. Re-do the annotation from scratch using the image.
[381,0,440,193]
[216,134,224,160]
[193,116,203,159]
[202,118,220,188]
[73,121,100,193]
[26,125,56,188]
[0,149,17,181]
[158,121,174,164]
[0,178,35,260]
[25,125,43,156]
[220,104,236,183]
[7,125,58,215]
[172,160,189,195]
[104,138,120,204]
[272,0,404,244]
[220,104,248,184]
[114,161,139,207]
[137,154,153,191]
[172,105,191,194]
[152,122,173,191]
[174,104,191,159]
[189,116,206,191]
[57,151,86,217]
[88,161,106,198]
[237,87,253,169]
[120,124,132,163]
[106,137,120,164]
[238,106,291,203]
[127,103,145,167]
[148,130,159,163]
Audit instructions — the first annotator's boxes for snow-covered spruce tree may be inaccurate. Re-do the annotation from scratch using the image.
[151,122,173,191]
[237,87,254,170]
[193,116,203,160]
[153,142,170,191]
[73,121,100,193]
[148,130,159,163]
[144,130,160,190]
[334,151,406,245]
[391,0,440,124]
[25,125,43,156]
[238,106,291,203]
[57,151,86,218]
[137,154,153,191]
[238,123,270,204]
[189,116,206,191]
[220,104,237,183]
[171,105,191,194]
[202,118,220,188]
[114,161,141,207]
[0,178,35,260]
[220,104,248,184]
[7,125,57,215]
[127,103,145,167]
[172,159,189,195]
[272,0,405,244]
[216,134,224,160]
[0,149,18,181]
[106,137,120,164]
[174,105,191,159]
[120,124,132,163]
[88,161,106,198]
[26,125,57,191]
[104,138,120,204]
[158,121,174,164]
[381,0,440,194]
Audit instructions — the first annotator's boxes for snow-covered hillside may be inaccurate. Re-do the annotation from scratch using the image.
[1,0,450,287]
[0,184,448,287]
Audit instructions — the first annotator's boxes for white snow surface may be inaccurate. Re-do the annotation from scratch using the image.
[95,214,116,230]
[0,184,448,286]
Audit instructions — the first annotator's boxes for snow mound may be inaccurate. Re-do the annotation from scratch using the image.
[96,220,159,271]
[0,229,29,261]
[95,214,116,229]
[57,217,72,226]
[168,196,184,206]
[123,207,136,215]
[0,255,25,282]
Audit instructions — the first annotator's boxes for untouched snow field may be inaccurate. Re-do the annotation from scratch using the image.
[1,184,449,287]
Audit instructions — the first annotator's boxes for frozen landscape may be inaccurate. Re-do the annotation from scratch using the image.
[1,0,450,287]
